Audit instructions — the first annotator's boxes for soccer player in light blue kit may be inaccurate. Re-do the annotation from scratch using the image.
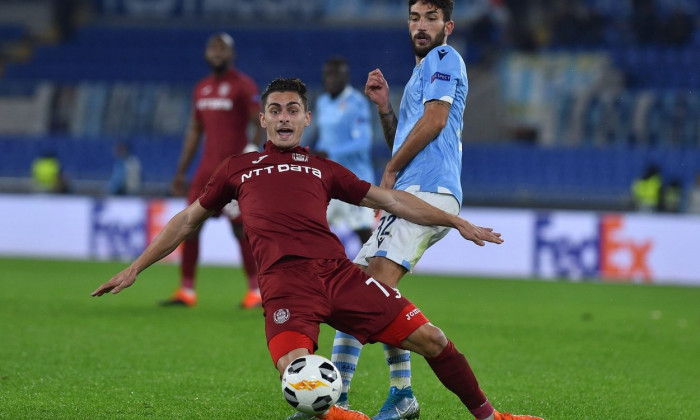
[332,1,474,419]
[314,56,376,246]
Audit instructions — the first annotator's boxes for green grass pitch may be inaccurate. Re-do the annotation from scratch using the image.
[1,257,698,419]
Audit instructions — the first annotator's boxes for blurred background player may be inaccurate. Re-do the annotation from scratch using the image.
[104,141,141,196]
[309,56,376,246]
[162,32,263,309]
[329,1,468,418]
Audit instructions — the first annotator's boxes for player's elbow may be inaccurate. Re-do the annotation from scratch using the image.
[433,114,448,130]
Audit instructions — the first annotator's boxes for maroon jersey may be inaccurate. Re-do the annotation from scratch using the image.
[189,68,260,202]
[198,141,372,273]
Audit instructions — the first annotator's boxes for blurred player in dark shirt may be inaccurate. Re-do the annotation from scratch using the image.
[163,32,263,309]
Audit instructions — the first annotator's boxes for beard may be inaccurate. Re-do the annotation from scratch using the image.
[411,26,447,59]
[207,59,229,75]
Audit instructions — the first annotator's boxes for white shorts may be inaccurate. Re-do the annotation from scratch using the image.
[327,199,376,231]
[353,191,460,272]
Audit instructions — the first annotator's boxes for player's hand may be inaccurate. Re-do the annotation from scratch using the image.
[171,174,187,197]
[455,221,503,247]
[91,267,138,297]
[365,69,391,111]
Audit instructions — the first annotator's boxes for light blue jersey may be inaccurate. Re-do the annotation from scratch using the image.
[315,86,375,184]
[394,44,467,204]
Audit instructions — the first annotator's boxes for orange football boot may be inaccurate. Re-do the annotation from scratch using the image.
[494,410,544,420]
[159,287,197,307]
[315,405,370,420]
[240,289,262,309]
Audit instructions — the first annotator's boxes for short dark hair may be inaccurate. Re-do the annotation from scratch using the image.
[408,0,454,22]
[324,55,348,69]
[261,78,309,111]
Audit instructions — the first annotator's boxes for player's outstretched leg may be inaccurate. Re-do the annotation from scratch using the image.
[330,331,363,407]
[423,339,543,420]
[373,345,419,420]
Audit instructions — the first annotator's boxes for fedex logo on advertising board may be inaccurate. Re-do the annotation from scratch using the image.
[534,212,653,282]
[534,212,599,279]
[90,200,146,259]
[600,215,653,282]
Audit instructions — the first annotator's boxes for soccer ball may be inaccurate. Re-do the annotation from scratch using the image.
[281,354,342,415]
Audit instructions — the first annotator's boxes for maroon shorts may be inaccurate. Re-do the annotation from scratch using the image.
[260,258,429,363]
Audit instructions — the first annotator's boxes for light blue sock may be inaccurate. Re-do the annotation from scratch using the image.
[331,331,363,402]
[383,344,412,390]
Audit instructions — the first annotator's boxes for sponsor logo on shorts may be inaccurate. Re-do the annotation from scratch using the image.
[405,308,421,321]
[274,308,290,324]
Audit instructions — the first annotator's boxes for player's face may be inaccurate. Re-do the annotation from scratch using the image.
[260,91,311,150]
[322,63,349,98]
[205,37,233,74]
[408,2,454,59]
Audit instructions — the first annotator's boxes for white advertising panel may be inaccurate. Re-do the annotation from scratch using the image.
[413,208,533,278]
[2,194,700,286]
[0,194,92,258]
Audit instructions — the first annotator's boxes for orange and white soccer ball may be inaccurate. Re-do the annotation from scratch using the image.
[281,355,342,415]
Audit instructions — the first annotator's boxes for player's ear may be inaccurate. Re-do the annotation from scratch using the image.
[259,112,266,128]
[305,111,311,127]
[445,20,454,37]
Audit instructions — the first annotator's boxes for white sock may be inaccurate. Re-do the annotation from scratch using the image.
[383,344,411,389]
[330,331,363,399]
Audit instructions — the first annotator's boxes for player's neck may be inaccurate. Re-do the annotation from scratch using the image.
[415,42,448,64]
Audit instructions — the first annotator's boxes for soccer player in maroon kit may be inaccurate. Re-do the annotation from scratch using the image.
[163,32,263,309]
[92,78,543,420]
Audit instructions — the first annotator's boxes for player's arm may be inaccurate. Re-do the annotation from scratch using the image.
[365,68,397,149]
[91,200,214,297]
[172,114,203,195]
[359,185,502,247]
[380,99,450,189]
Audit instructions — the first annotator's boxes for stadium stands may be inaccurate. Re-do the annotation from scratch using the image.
[0,0,698,210]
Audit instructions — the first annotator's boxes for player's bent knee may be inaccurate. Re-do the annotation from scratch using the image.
[401,323,447,358]
[269,331,315,375]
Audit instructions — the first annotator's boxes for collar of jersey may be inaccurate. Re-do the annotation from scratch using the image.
[263,140,309,155]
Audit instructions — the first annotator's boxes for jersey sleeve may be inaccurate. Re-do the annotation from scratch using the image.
[197,156,237,211]
[422,47,461,104]
[327,159,371,205]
